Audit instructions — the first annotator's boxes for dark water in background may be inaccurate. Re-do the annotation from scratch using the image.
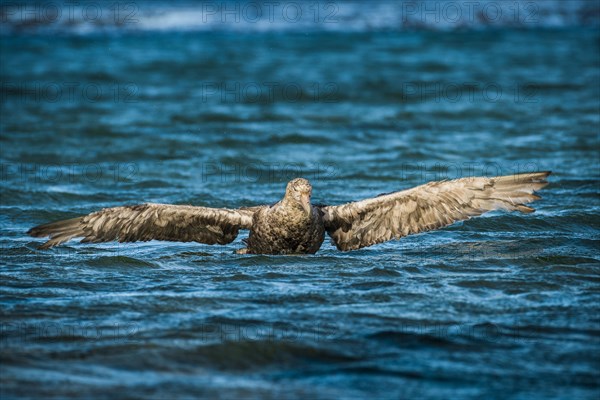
[1,1,600,399]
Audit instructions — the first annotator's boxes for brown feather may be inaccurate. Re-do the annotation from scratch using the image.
[28,204,263,249]
[320,171,551,251]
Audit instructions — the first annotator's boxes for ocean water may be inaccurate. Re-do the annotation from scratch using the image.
[1,1,599,399]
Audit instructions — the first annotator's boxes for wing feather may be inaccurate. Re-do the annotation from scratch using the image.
[28,203,263,249]
[320,172,551,251]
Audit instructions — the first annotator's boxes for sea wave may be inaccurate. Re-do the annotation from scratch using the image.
[1,0,598,35]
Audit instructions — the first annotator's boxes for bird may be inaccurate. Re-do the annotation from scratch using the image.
[28,171,551,254]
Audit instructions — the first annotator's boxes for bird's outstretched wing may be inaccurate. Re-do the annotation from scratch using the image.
[28,203,265,249]
[320,172,551,251]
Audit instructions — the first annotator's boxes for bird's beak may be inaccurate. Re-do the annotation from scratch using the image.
[300,192,311,215]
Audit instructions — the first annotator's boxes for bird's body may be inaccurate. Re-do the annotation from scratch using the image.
[243,178,325,254]
[28,172,551,254]
[243,203,325,254]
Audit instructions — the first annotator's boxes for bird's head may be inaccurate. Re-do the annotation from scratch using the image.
[285,178,312,215]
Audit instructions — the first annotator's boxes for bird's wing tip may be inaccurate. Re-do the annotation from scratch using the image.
[528,170,552,179]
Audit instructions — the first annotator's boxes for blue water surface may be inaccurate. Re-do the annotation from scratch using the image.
[1,1,599,399]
